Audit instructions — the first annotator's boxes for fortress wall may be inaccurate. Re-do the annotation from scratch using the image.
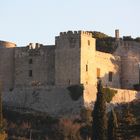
[83,85,139,106]
[111,88,138,103]
[95,51,121,88]
[3,85,139,117]
[3,86,84,117]
[0,48,15,91]
[15,45,55,87]
[55,31,81,86]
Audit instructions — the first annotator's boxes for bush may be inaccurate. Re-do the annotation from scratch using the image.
[102,88,117,103]
[67,84,84,101]
[80,108,92,123]
[133,84,140,91]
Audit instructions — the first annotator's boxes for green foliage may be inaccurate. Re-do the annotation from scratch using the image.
[118,109,137,140]
[80,124,92,140]
[102,88,117,103]
[135,37,140,43]
[133,84,140,91]
[108,109,118,140]
[113,101,140,140]
[91,31,109,39]
[92,81,107,140]
[67,84,84,101]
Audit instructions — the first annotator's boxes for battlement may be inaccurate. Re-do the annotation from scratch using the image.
[120,40,140,48]
[59,30,92,37]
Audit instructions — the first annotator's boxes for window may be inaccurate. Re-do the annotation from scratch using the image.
[68,79,71,85]
[97,68,100,78]
[88,40,90,46]
[29,70,32,77]
[109,72,113,82]
[29,58,33,64]
[86,64,88,72]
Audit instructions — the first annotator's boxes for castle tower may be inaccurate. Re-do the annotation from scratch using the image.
[55,31,96,86]
[0,41,16,91]
[115,29,120,41]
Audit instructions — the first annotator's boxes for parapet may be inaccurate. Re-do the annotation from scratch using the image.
[119,40,140,48]
[59,30,92,37]
[0,40,16,48]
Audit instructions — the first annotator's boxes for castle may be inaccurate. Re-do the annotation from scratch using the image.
[1,30,140,116]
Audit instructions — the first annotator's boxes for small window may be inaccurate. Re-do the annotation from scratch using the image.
[86,64,88,72]
[29,70,32,77]
[29,58,32,64]
[88,40,90,46]
[68,79,71,85]
[97,68,100,78]
[109,72,113,82]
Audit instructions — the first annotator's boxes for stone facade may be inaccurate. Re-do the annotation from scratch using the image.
[1,31,140,116]
[14,44,55,87]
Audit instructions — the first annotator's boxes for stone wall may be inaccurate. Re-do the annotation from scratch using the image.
[111,88,138,103]
[15,45,55,87]
[3,86,84,117]
[83,85,139,106]
[0,48,15,91]
[3,85,140,117]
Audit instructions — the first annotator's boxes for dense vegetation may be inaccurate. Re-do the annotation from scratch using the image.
[67,84,84,101]
[102,87,117,103]
[89,31,140,53]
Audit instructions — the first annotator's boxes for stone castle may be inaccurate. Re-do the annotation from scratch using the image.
[1,30,140,116]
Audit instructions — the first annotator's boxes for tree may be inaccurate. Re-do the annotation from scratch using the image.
[108,109,118,140]
[92,80,107,140]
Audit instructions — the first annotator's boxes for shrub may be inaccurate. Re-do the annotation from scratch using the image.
[80,108,92,123]
[133,84,140,91]
[67,84,84,101]
[102,88,117,103]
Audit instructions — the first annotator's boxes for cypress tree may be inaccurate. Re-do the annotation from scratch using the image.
[108,109,118,140]
[92,80,107,140]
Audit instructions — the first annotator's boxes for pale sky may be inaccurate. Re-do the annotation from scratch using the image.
[0,0,140,46]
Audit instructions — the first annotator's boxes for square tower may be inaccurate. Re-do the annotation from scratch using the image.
[55,31,96,87]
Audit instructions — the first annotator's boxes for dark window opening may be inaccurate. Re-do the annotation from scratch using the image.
[29,70,32,77]
[86,64,88,72]
[29,58,33,64]
[88,40,90,46]
[97,68,100,78]
[68,79,71,85]
[109,72,113,82]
